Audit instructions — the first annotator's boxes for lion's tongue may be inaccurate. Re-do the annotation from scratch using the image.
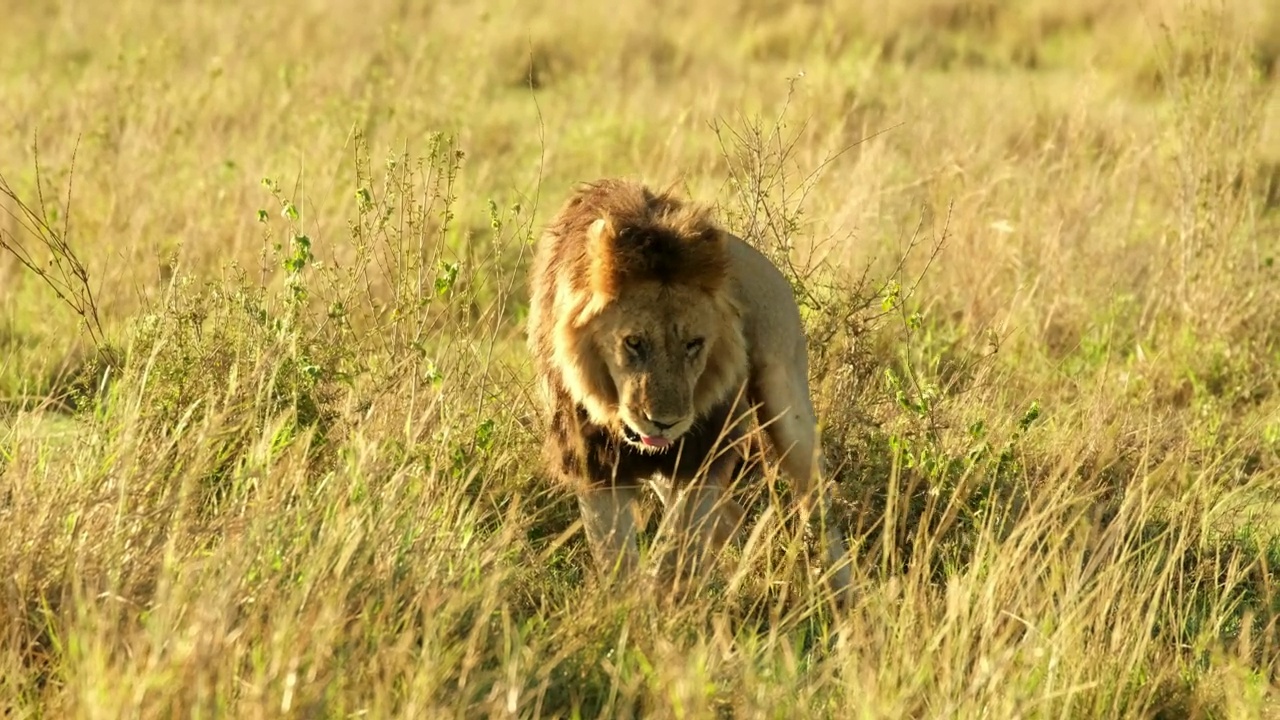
[641,435,670,448]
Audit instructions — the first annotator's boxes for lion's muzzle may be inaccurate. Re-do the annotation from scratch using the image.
[620,409,691,451]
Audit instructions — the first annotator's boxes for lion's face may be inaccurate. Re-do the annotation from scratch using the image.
[539,192,749,451]
[591,282,727,451]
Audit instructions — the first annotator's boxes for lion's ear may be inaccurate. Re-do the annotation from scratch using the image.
[587,215,619,299]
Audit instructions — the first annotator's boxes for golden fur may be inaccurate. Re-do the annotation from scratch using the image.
[527,179,748,442]
[526,178,852,600]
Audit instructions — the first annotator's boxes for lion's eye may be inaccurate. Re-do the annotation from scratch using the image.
[685,338,705,357]
[623,335,645,354]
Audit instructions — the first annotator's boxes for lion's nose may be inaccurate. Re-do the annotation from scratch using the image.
[645,414,680,431]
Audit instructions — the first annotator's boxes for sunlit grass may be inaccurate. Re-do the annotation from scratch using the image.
[2,0,1279,716]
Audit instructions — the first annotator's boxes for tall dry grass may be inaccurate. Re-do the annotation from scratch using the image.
[2,0,1280,717]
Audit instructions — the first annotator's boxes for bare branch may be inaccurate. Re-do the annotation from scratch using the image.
[0,136,117,368]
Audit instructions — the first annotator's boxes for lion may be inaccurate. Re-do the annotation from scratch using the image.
[525,178,852,601]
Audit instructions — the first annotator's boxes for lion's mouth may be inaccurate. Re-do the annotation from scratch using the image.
[621,424,671,449]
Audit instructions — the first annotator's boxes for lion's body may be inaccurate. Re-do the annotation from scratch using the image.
[526,179,851,598]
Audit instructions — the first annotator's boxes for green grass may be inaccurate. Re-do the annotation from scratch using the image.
[3,0,1280,717]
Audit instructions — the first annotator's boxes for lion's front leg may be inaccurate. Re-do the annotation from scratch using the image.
[650,476,747,556]
[650,458,746,597]
[753,361,854,605]
[577,485,641,581]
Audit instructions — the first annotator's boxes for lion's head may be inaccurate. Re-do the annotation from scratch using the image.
[541,180,749,452]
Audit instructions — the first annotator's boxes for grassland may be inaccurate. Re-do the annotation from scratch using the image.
[2,0,1280,717]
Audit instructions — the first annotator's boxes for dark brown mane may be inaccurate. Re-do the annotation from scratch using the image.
[545,179,730,300]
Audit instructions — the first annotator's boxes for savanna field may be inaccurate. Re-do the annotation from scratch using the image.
[2,0,1280,717]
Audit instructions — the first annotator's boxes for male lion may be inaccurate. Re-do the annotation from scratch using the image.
[526,178,852,601]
